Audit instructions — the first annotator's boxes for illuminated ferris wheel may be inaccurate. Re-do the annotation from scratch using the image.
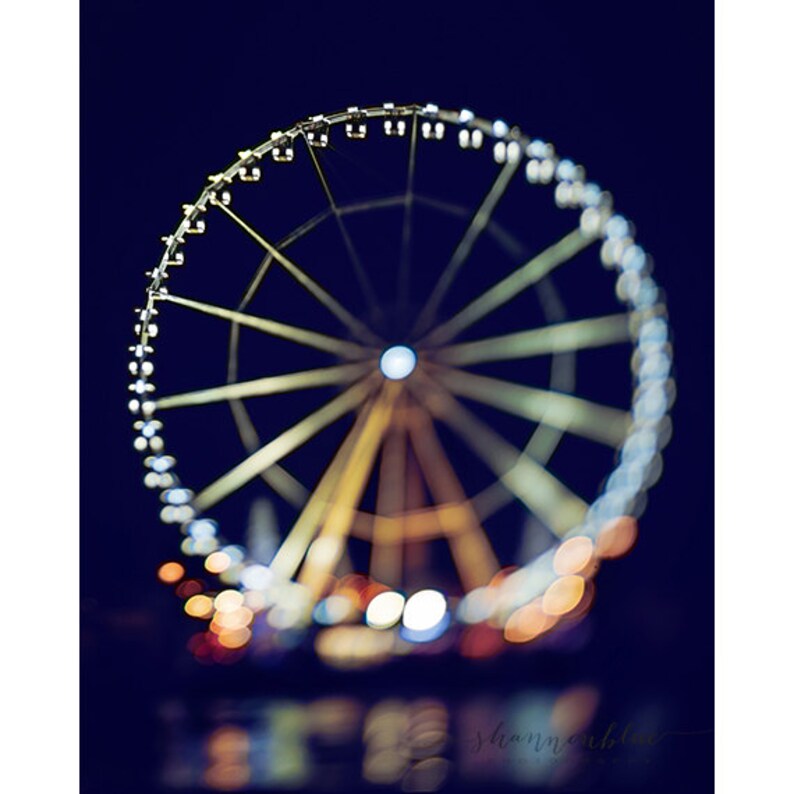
[129,103,673,666]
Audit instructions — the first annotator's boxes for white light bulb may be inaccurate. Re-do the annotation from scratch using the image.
[379,345,417,380]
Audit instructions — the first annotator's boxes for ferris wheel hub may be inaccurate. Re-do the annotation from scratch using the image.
[379,345,417,380]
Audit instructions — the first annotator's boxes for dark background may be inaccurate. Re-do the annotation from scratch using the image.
[81,1,714,792]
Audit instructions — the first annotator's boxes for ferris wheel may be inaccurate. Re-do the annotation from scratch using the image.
[129,103,673,666]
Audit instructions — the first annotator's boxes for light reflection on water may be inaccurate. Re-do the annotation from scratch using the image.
[158,685,613,791]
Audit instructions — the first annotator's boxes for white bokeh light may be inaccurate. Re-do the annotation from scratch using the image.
[366,590,406,629]
[402,589,447,632]
[379,345,417,380]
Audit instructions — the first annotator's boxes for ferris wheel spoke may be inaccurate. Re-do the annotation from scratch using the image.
[470,481,518,523]
[430,364,631,448]
[338,194,412,215]
[370,396,409,586]
[397,109,419,312]
[465,425,569,523]
[270,392,381,581]
[259,465,309,509]
[422,228,594,347]
[154,362,373,411]
[192,376,379,514]
[298,383,400,598]
[240,195,412,310]
[412,194,526,260]
[406,403,500,590]
[430,312,631,366]
[225,387,311,509]
[158,292,373,360]
[213,200,381,345]
[410,373,588,539]
[412,157,522,337]
[224,324,316,510]
[240,206,334,308]
[302,134,381,314]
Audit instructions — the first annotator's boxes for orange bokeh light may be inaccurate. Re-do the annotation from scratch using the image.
[504,599,558,643]
[542,575,586,616]
[553,536,595,576]
[184,594,214,619]
[596,516,639,559]
[157,561,185,584]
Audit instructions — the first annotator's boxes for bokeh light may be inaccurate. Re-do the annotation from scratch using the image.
[553,536,595,576]
[205,551,232,574]
[550,685,601,734]
[184,594,214,619]
[217,627,252,650]
[313,594,357,626]
[460,623,505,659]
[504,599,558,643]
[214,590,245,613]
[204,725,251,790]
[403,590,447,632]
[456,586,496,624]
[176,579,203,599]
[542,576,586,616]
[401,757,450,792]
[157,561,184,584]
[596,515,639,559]
[315,625,396,669]
[365,591,406,630]
[239,563,272,591]
[212,606,253,630]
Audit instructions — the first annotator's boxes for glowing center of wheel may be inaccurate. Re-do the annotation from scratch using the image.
[379,345,417,380]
